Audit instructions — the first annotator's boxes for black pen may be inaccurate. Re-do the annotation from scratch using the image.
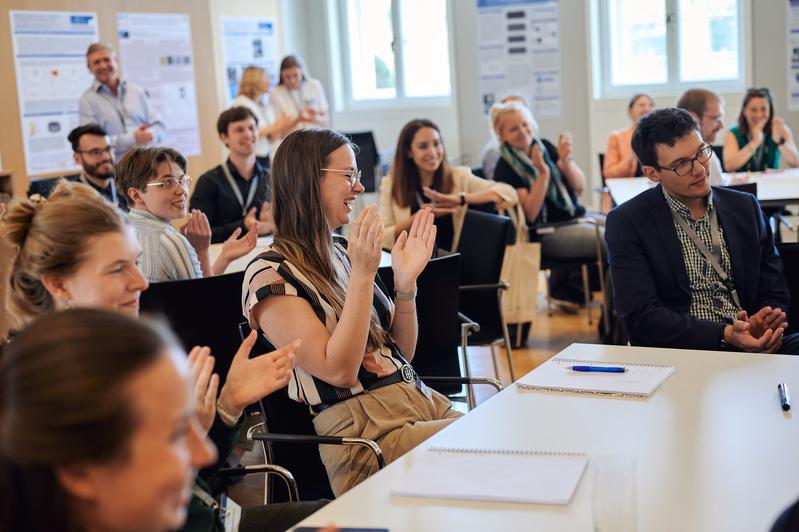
[778,383,791,411]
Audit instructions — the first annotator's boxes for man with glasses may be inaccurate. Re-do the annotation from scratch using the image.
[116,146,255,282]
[33,124,129,211]
[190,106,272,243]
[677,88,726,185]
[605,108,799,354]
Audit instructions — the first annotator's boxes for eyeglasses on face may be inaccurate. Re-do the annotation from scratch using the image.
[144,175,192,191]
[77,146,113,157]
[322,168,362,188]
[654,145,713,176]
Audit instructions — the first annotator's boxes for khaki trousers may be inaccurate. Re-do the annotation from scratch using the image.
[312,380,462,496]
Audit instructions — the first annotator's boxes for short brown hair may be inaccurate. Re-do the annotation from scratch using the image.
[1,181,128,323]
[0,308,175,531]
[115,146,187,207]
[217,106,259,136]
[676,88,721,119]
[86,42,113,58]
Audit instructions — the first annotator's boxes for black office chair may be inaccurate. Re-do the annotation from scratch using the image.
[139,271,246,388]
[711,145,724,164]
[27,173,81,198]
[471,166,486,179]
[342,131,380,193]
[777,242,799,334]
[456,209,516,382]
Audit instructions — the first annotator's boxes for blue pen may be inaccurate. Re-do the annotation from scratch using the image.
[571,365,626,373]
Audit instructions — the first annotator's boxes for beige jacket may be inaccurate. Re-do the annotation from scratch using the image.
[379,165,518,250]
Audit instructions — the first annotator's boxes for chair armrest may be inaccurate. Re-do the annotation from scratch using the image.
[421,375,504,392]
[215,463,299,502]
[776,213,797,232]
[459,281,509,292]
[249,433,385,470]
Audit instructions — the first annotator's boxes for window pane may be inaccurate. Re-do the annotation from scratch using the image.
[347,0,396,100]
[609,0,667,86]
[400,0,451,98]
[678,0,739,82]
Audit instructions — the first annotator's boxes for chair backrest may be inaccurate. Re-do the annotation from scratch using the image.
[723,182,757,196]
[457,210,512,286]
[378,254,463,394]
[456,210,513,343]
[139,271,246,390]
[254,331,336,502]
[27,173,81,198]
[342,131,380,193]
[777,242,799,334]
[598,152,606,186]
[712,145,724,165]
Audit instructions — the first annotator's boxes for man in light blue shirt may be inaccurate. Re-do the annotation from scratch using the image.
[78,42,164,161]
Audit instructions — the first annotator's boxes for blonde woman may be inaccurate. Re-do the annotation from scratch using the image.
[490,102,602,305]
[232,66,301,161]
[244,128,461,496]
[381,118,517,251]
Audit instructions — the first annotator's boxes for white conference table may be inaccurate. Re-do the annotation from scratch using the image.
[292,343,799,532]
[606,169,799,207]
[209,235,392,273]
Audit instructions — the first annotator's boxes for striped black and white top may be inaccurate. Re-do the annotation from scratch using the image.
[129,208,203,283]
[242,237,404,406]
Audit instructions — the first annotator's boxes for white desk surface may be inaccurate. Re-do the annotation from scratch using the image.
[209,235,392,273]
[293,343,799,532]
[606,169,799,207]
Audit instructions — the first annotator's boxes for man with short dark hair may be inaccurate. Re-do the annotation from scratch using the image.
[190,106,272,243]
[676,88,726,184]
[58,124,128,211]
[78,42,163,161]
[605,107,799,354]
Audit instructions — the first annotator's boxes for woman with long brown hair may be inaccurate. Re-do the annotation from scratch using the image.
[244,128,461,496]
[380,118,517,251]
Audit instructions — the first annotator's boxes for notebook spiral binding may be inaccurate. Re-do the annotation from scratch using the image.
[555,357,671,369]
[428,446,585,458]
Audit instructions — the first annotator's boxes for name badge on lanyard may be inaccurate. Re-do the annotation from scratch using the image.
[221,161,258,217]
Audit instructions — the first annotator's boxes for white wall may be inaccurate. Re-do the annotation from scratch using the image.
[277,0,796,209]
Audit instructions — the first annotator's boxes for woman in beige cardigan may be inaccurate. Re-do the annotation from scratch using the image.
[380,119,517,251]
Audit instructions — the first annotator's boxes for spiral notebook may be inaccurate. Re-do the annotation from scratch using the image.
[391,447,588,505]
[517,357,675,397]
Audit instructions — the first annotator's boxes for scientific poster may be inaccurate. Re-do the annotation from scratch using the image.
[117,12,201,156]
[220,16,278,106]
[477,0,561,118]
[788,0,799,111]
[9,10,99,176]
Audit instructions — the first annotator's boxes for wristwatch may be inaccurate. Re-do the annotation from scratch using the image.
[459,192,466,206]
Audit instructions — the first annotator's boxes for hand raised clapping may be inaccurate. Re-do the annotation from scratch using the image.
[348,204,384,279]
[181,209,212,253]
[391,208,436,292]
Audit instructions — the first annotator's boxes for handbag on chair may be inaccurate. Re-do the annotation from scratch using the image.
[500,204,540,347]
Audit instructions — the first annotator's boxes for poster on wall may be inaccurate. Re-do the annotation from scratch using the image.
[9,10,99,176]
[477,0,561,118]
[220,16,279,106]
[788,0,799,111]
[117,12,201,156]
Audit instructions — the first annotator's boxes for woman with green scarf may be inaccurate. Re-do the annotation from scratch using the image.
[490,102,603,306]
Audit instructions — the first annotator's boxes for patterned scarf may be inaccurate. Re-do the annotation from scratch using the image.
[499,140,575,223]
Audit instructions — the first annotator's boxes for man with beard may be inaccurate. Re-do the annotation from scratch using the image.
[65,124,128,211]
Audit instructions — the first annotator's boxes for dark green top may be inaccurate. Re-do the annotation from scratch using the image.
[729,125,780,172]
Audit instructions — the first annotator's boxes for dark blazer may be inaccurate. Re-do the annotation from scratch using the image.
[605,184,789,350]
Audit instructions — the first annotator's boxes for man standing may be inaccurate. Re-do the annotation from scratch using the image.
[676,88,726,184]
[606,108,798,354]
[65,124,128,211]
[78,42,163,161]
[190,106,272,243]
